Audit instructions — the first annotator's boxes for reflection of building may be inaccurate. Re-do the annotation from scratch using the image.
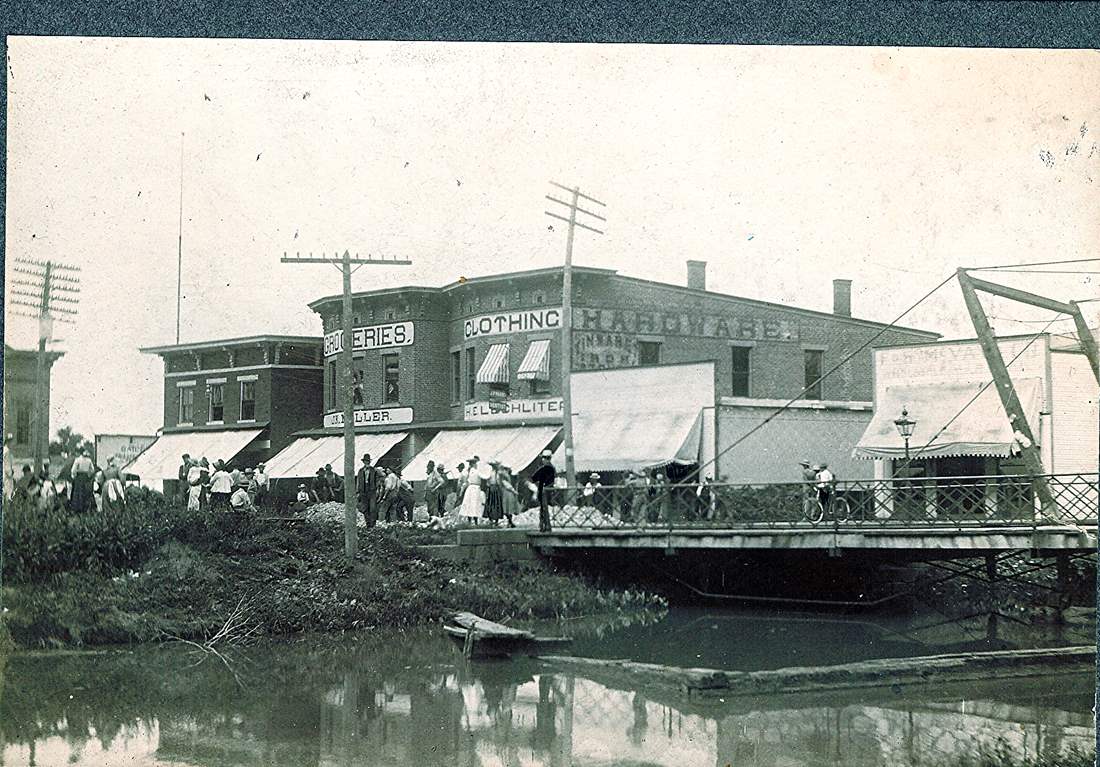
[126,335,323,491]
[265,262,936,483]
[2,344,64,467]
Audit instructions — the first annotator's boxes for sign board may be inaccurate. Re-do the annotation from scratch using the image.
[96,434,158,469]
[464,398,563,422]
[324,321,414,357]
[463,308,562,340]
[323,407,414,428]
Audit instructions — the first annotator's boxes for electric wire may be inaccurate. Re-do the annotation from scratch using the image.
[967,258,1100,271]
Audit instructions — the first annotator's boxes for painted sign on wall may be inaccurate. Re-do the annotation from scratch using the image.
[324,407,414,428]
[464,398,564,421]
[572,331,637,370]
[98,434,158,469]
[574,307,798,342]
[463,308,562,340]
[324,321,414,357]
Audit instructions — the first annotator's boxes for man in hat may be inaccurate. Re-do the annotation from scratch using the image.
[626,470,649,528]
[230,474,255,512]
[312,467,333,504]
[253,462,269,509]
[291,482,311,513]
[582,472,602,514]
[426,461,446,518]
[799,460,817,520]
[356,453,379,528]
[529,449,557,533]
[177,454,192,508]
[815,462,835,510]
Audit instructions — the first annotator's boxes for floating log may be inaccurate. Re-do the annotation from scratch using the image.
[538,645,1096,700]
[444,612,572,659]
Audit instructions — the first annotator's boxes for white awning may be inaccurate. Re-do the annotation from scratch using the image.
[264,432,408,479]
[853,378,1043,460]
[553,410,705,474]
[475,343,510,384]
[124,429,263,481]
[401,426,560,481]
[516,339,552,381]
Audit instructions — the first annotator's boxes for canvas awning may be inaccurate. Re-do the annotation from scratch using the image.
[124,428,264,481]
[853,378,1043,460]
[401,425,560,481]
[516,339,551,381]
[553,409,705,474]
[264,432,408,479]
[475,343,510,384]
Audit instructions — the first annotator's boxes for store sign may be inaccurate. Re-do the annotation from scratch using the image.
[463,308,562,340]
[574,307,798,342]
[324,321,414,357]
[324,407,414,428]
[96,434,158,469]
[464,398,564,422]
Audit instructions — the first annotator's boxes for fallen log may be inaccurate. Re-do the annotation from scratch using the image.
[444,612,572,659]
[538,645,1095,700]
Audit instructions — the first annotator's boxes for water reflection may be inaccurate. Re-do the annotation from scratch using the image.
[2,613,1094,767]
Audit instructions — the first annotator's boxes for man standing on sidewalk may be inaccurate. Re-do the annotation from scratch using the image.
[530,450,557,533]
[356,453,379,528]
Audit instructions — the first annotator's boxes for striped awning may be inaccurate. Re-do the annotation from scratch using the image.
[475,343,510,384]
[516,339,551,381]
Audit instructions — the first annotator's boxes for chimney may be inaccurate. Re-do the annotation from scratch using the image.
[687,260,707,291]
[833,279,852,317]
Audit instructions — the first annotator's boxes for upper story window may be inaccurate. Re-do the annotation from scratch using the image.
[383,354,400,404]
[804,349,824,400]
[465,348,476,401]
[731,346,751,397]
[328,360,337,410]
[208,383,225,422]
[451,351,462,403]
[638,341,661,366]
[178,387,195,424]
[239,380,256,421]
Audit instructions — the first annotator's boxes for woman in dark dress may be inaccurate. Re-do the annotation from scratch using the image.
[484,462,504,525]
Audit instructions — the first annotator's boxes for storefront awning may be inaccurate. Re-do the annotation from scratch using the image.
[402,426,560,481]
[475,343,510,384]
[853,378,1043,460]
[264,432,408,479]
[553,409,705,474]
[516,339,551,381]
[124,428,264,481]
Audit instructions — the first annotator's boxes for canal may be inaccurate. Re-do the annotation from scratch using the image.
[2,607,1094,766]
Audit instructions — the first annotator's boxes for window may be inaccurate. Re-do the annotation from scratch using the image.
[328,360,337,409]
[465,348,476,400]
[383,354,400,404]
[178,388,194,424]
[208,383,224,422]
[239,380,256,421]
[804,349,824,400]
[15,400,31,444]
[451,351,462,402]
[731,346,751,397]
[530,378,551,396]
[638,341,661,366]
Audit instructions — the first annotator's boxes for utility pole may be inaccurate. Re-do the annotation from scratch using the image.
[176,132,185,344]
[545,182,606,490]
[9,258,81,472]
[281,250,411,561]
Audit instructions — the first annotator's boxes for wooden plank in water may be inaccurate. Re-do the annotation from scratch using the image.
[448,612,534,640]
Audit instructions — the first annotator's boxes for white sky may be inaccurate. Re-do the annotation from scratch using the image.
[5,38,1099,438]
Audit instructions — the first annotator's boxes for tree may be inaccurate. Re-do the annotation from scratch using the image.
[50,426,94,458]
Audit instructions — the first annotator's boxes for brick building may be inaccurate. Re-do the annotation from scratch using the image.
[3,345,64,469]
[264,261,939,483]
[125,335,323,492]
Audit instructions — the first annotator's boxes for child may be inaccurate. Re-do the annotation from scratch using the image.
[291,483,311,514]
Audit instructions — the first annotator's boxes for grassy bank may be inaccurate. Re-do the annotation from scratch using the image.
[1,496,665,649]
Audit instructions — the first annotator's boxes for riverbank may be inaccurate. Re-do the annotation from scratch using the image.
[1,502,665,649]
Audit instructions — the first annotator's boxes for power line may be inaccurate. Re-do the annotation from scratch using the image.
[684,270,958,484]
[969,269,1099,275]
[968,257,1100,271]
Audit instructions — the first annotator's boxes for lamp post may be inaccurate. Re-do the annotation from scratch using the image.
[893,407,916,463]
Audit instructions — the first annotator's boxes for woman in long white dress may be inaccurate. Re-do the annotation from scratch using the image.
[460,458,486,522]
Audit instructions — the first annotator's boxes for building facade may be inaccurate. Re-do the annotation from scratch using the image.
[3,345,64,468]
[126,335,324,490]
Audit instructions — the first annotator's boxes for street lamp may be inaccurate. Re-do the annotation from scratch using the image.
[893,407,917,462]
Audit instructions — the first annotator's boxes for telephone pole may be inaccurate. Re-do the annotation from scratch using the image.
[9,258,81,472]
[545,182,606,490]
[281,250,411,561]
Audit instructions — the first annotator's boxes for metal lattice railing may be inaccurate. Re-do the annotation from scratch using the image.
[540,473,1098,530]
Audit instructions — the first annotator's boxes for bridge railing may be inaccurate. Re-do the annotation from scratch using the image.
[542,473,1099,530]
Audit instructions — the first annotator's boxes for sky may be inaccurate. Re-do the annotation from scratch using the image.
[4,38,1099,439]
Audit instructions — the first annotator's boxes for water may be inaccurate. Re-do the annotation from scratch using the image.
[2,608,1094,766]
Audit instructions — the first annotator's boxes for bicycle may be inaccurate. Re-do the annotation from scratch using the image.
[805,489,851,525]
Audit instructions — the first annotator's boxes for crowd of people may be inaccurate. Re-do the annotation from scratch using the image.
[2,435,130,514]
[176,454,269,513]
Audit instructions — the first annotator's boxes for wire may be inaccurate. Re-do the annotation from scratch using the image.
[682,271,958,484]
[969,269,1099,275]
[968,258,1100,271]
[891,315,1061,476]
